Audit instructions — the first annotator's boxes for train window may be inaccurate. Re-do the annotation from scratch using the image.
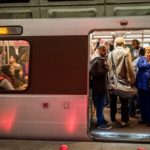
[89,29,150,142]
[0,40,30,91]
[0,0,30,3]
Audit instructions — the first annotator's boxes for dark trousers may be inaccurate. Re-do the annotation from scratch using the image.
[110,94,117,121]
[129,96,137,116]
[138,89,150,124]
[93,92,106,126]
[110,94,129,122]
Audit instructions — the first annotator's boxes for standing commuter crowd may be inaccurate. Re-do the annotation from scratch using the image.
[90,36,150,130]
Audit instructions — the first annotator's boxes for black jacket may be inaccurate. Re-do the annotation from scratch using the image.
[90,56,108,94]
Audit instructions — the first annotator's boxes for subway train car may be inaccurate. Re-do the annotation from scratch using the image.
[0,16,150,142]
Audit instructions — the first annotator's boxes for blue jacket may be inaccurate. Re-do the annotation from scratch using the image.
[136,56,150,91]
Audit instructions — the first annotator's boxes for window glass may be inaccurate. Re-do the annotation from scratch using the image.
[0,40,30,91]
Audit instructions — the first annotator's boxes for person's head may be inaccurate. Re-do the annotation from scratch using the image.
[114,37,125,47]
[132,39,140,49]
[97,45,107,57]
[104,40,110,51]
[145,46,150,61]
[9,54,19,64]
[1,65,12,77]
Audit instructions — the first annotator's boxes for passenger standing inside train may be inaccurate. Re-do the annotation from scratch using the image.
[9,54,23,89]
[108,37,135,127]
[136,47,150,127]
[129,39,145,118]
[90,45,111,130]
[132,39,145,61]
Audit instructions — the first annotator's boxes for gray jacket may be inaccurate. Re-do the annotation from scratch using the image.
[108,46,135,85]
[0,79,14,90]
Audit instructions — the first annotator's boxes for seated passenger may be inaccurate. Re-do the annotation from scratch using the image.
[9,54,22,69]
[0,65,14,90]
[14,68,27,90]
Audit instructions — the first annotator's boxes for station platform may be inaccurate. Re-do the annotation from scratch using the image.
[0,140,149,150]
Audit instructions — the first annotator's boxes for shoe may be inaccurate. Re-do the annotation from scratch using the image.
[111,118,117,122]
[145,123,150,127]
[97,124,112,130]
[130,114,139,118]
[104,119,110,125]
[105,104,110,108]
[120,122,129,128]
[130,114,136,117]
[138,119,145,124]
[111,120,121,128]
[111,120,119,124]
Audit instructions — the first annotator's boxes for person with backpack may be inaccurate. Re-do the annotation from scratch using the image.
[90,45,111,130]
[108,37,135,127]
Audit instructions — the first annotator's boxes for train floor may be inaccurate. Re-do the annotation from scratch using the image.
[89,101,150,142]
[0,139,150,150]
[90,105,150,133]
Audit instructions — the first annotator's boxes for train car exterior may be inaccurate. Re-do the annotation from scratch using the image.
[1,16,150,142]
[0,19,89,140]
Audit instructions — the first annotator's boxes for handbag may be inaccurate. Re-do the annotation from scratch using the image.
[110,52,137,99]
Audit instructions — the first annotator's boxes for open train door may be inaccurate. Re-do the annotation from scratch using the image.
[88,28,150,143]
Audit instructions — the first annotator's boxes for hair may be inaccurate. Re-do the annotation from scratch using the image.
[114,37,125,46]
[132,39,140,45]
[94,41,100,51]
[1,65,11,77]
[12,54,19,63]
[97,45,106,50]
[145,46,150,52]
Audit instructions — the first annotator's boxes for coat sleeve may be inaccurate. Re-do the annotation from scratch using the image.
[91,58,107,78]
[0,79,14,90]
[125,50,135,85]
[137,56,150,70]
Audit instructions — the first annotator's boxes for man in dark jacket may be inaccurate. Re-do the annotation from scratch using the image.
[132,39,145,60]
[129,39,145,118]
[90,45,111,130]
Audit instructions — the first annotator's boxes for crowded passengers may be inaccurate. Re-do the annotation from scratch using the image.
[90,36,150,130]
[0,51,29,91]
